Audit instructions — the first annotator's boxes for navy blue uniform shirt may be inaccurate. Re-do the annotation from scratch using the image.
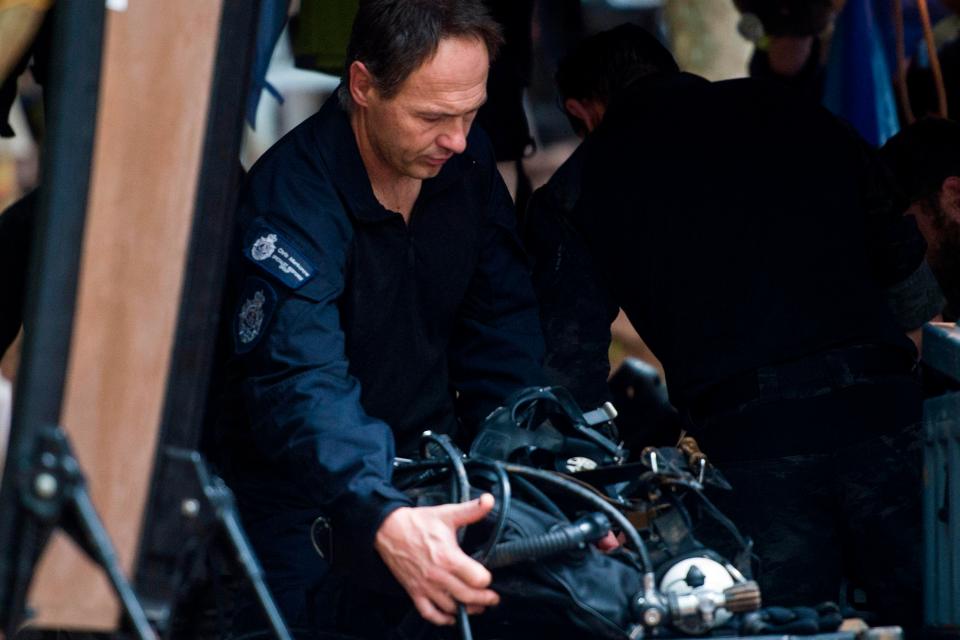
[207,94,545,577]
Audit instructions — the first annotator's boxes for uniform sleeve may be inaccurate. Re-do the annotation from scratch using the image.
[447,152,546,430]
[231,176,413,569]
[522,166,619,410]
[853,131,946,329]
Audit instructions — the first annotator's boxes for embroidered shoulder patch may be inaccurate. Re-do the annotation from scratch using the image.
[234,277,278,354]
[243,220,316,289]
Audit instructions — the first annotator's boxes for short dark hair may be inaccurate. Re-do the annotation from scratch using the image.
[881,117,960,204]
[339,0,503,109]
[555,24,678,135]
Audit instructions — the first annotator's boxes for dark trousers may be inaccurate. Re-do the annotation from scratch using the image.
[229,505,423,640]
[227,511,342,639]
[690,351,923,630]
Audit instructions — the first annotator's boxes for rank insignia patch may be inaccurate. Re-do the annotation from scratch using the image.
[234,277,278,354]
[243,219,316,289]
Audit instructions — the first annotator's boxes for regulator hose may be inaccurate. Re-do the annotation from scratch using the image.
[483,512,610,569]
[418,433,473,640]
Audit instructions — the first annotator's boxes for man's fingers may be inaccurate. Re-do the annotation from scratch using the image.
[440,493,495,527]
[426,587,458,616]
[413,596,455,626]
[437,569,500,607]
[447,549,494,589]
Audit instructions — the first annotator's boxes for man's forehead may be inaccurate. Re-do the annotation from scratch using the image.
[402,84,488,115]
[397,36,490,108]
[419,34,491,72]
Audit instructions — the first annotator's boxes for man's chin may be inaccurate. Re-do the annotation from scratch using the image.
[412,163,444,179]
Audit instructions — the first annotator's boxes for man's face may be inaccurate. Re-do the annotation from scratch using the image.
[910,188,960,308]
[356,36,489,181]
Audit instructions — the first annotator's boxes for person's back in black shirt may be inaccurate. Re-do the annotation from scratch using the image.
[533,72,931,409]
[527,23,938,625]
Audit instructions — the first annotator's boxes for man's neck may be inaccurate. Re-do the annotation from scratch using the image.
[351,111,421,222]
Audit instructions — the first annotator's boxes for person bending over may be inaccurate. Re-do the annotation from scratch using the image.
[206,1,545,636]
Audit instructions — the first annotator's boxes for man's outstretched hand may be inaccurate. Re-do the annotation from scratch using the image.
[375,494,500,625]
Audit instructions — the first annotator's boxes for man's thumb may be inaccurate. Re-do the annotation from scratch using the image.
[443,493,495,526]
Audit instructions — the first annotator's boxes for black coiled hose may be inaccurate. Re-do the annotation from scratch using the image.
[418,433,474,640]
[463,457,512,564]
[420,431,473,640]
[420,433,469,506]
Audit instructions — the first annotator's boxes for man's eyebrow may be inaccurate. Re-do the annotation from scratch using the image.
[417,98,488,118]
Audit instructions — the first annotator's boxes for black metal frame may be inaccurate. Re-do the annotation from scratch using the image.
[0,1,107,630]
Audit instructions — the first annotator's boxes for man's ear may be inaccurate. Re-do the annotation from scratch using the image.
[349,61,376,108]
[942,176,960,223]
[563,98,602,134]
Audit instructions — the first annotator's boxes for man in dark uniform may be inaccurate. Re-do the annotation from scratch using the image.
[206,1,544,636]
[524,24,940,630]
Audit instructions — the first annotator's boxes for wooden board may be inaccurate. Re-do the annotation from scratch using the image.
[24,0,223,630]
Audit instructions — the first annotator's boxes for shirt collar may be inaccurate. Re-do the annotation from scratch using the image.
[311,90,468,224]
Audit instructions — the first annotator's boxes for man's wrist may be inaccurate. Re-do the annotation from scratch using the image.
[329,486,413,571]
[375,504,410,539]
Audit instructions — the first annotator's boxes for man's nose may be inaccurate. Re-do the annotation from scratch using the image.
[438,119,469,155]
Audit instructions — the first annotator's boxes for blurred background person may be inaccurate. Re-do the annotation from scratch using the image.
[733,0,839,101]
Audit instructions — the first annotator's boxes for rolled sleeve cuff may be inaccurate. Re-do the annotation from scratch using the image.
[364,485,415,540]
[332,484,413,591]
[884,259,946,330]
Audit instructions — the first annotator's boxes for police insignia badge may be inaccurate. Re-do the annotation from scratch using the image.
[243,219,316,289]
[234,277,277,354]
[251,233,278,261]
[238,291,265,344]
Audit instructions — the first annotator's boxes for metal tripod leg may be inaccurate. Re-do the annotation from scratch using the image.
[166,448,293,640]
[15,426,155,640]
